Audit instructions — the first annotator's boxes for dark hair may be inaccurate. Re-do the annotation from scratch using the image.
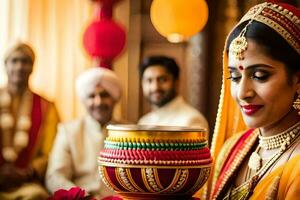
[139,56,180,80]
[226,20,300,77]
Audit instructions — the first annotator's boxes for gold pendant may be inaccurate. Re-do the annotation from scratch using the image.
[248,152,262,171]
[229,36,248,60]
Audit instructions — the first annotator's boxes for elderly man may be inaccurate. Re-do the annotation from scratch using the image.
[138,55,208,129]
[0,42,60,199]
[46,67,122,198]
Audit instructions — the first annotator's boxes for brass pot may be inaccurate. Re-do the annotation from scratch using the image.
[98,125,212,200]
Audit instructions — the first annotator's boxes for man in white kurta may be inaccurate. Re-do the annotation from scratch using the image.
[139,96,208,129]
[46,115,112,196]
[46,67,122,198]
[138,56,208,130]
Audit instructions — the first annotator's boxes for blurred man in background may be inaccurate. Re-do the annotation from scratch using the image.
[138,55,208,130]
[0,42,60,199]
[46,67,122,198]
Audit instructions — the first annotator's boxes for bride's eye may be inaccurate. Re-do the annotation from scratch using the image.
[227,71,241,82]
[252,70,269,81]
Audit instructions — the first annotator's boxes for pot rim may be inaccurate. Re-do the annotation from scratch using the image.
[107,124,207,132]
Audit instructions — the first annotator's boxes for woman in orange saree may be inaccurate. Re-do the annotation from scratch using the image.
[210,2,300,200]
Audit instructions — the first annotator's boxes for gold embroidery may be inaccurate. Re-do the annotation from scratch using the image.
[162,169,182,192]
[144,168,162,192]
[239,2,300,54]
[125,168,146,192]
[168,169,189,193]
[98,166,119,192]
[212,130,259,199]
[116,167,139,192]
[141,167,157,193]
[153,167,164,190]
[186,167,211,194]
[98,157,212,166]
[223,125,300,200]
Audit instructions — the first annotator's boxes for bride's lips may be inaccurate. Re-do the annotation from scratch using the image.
[241,104,263,115]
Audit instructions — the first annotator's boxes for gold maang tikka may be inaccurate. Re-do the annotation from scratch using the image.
[229,20,254,60]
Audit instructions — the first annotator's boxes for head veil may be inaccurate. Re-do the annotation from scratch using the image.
[205,2,300,198]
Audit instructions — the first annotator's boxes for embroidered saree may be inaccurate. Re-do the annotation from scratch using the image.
[193,2,300,200]
[211,129,300,200]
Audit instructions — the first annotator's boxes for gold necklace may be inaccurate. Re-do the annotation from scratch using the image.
[248,121,300,172]
[235,124,300,200]
[258,121,300,150]
[0,89,32,162]
[248,146,262,172]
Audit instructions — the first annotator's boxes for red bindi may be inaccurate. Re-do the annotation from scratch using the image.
[238,66,244,70]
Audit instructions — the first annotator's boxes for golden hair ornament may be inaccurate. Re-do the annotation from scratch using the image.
[229,20,253,60]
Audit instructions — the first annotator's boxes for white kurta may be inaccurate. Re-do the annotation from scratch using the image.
[138,96,209,130]
[45,115,114,198]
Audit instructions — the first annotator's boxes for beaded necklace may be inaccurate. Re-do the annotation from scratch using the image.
[259,121,300,150]
[0,89,32,162]
[248,121,300,171]
[232,122,300,199]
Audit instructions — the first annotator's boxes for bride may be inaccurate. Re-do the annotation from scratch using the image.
[210,2,300,200]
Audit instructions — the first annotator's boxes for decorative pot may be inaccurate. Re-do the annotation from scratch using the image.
[98,125,212,200]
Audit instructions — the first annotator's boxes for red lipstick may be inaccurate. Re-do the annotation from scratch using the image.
[241,105,263,115]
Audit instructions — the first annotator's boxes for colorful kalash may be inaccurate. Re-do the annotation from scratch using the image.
[98,125,212,200]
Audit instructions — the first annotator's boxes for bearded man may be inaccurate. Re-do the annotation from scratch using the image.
[138,55,208,129]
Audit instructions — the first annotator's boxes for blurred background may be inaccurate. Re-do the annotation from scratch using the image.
[0,0,299,141]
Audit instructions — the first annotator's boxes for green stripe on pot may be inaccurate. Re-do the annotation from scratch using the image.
[104,141,208,150]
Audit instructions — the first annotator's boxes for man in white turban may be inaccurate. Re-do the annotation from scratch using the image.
[46,67,122,198]
[75,67,122,126]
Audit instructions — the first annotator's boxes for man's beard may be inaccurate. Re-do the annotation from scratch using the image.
[90,104,113,125]
[147,89,177,107]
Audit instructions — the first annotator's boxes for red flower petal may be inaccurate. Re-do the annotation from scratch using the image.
[68,187,86,199]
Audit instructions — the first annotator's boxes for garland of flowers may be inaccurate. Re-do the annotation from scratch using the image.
[0,89,32,162]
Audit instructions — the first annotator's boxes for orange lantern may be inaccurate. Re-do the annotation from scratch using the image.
[150,0,209,43]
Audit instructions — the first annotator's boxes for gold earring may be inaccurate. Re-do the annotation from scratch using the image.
[293,93,300,115]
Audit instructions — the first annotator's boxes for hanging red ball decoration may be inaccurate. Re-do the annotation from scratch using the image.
[83,19,126,60]
[90,0,122,19]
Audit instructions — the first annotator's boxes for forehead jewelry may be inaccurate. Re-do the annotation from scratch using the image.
[228,3,266,61]
[238,65,244,71]
[229,20,253,60]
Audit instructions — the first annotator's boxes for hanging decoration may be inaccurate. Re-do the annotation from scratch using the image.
[83,0,126,69]
[150,0,209,43]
